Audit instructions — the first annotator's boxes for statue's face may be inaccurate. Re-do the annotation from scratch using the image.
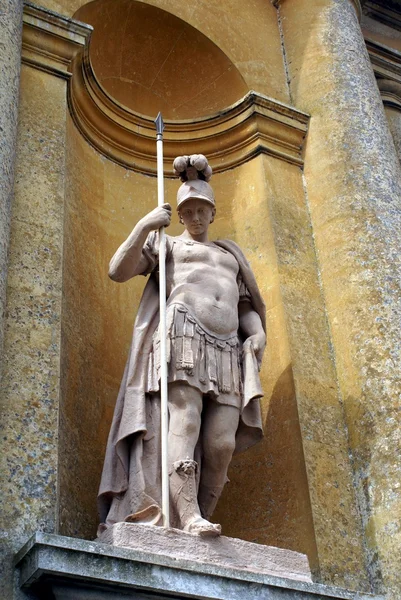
[178,198,215,237]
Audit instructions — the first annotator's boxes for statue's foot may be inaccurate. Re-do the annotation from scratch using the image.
[183,516,221,538]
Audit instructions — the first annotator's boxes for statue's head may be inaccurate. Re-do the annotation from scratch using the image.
[174,154,215,212]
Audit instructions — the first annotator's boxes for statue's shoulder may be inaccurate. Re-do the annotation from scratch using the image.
[214,238,241,249]
[214,239,249,265]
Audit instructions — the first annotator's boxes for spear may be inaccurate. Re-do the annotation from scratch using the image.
[154,112,169,528]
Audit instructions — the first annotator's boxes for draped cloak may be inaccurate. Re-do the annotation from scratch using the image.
[97,238,266,530]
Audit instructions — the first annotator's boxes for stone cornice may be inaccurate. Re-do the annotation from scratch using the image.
[377,78,401,110]
[363,1,401,31]
[366,37,401,84]
[68,42,309,175]
[21,1,309,174]
[272,0,361,20]
[22,1,92,79]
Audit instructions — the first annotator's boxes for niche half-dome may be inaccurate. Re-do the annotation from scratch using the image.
[73,0,249,120]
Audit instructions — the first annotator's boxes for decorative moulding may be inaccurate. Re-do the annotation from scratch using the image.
[21,1,309,174]
[366,38,401,84]
[351,0,363,21]
[68,43,309,175]
[22,1,92,79]
[377,78,401,111]
[363,1,401,32]
[340,0,362,20]
[367,39,401,110]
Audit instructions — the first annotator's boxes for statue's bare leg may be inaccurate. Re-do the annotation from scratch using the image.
[168,381,221,536]
[168,381,202,461]
[198,399,240,521]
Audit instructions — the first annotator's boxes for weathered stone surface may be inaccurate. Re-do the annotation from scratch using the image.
[279,0,401,596]
[0,65,67,600]
[384,106,401,163]
[97,522,312,582]
[14,533,379,600]
[0,0,23,362]
[0,11,89,599]
[259,153,367,590]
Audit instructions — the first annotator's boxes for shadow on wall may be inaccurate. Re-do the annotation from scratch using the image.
[214,363,319,576]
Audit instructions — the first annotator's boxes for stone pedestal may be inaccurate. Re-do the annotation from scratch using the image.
[14,532,378,600]
[97,522,312,582]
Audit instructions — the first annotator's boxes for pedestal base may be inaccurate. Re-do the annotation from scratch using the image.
[14,532,377,600]
[97,522,312,582]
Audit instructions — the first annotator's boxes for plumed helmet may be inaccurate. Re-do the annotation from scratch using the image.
[174,154,215,209]
[177,179,215,210]
[173,154,212,183]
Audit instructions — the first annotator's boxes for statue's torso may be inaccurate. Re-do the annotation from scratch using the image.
[165,237,240,336]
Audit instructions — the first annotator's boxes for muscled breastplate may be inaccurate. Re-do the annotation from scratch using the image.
[165,238,240,336]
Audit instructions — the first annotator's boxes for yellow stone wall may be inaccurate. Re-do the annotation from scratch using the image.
[41,0,289,105]
[0,65,67,596]
[3,1,401,598]
[279,0,401,596]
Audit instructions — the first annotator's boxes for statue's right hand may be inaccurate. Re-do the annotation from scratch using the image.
[142,203,172,231]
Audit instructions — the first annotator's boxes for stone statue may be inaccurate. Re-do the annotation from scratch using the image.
[98,155,266,538]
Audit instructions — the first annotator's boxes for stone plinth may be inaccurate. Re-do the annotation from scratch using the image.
[97,522,312,582]
[14,532,378,600]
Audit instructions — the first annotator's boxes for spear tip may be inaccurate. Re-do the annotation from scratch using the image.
[155,112,164,135]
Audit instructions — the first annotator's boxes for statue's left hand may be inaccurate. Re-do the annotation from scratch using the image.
[243,333,266,370]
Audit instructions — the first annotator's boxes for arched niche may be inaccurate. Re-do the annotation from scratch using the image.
[42,0,289,103]
[68,0,307,174]
[74,0,248,120]
[59,0,317,573]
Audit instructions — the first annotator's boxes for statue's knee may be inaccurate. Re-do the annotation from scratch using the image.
[182,414,200,438]
[208,435,236,466]
[169,402,201,438]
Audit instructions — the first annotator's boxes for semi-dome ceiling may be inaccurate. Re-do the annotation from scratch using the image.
[74,0,249,120]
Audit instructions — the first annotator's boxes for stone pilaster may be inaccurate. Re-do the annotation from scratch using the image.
[0,7,90,599]
[278,0,401,597]
[377,78,401,163]
[0,0,23,364]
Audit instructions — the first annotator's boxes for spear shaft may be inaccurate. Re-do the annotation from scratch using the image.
[155,112,170,528]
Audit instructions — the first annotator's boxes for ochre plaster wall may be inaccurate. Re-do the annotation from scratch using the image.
[279,0,401,596]
[261,154,367,590]
[0,65,67,598]
[204,156,317,568]
[73,0,249,120]
[60,115,168,538]
[60,115,318,571]
[39,0,289,104]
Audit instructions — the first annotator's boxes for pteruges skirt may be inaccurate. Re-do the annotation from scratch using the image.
[146,302,241,408]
